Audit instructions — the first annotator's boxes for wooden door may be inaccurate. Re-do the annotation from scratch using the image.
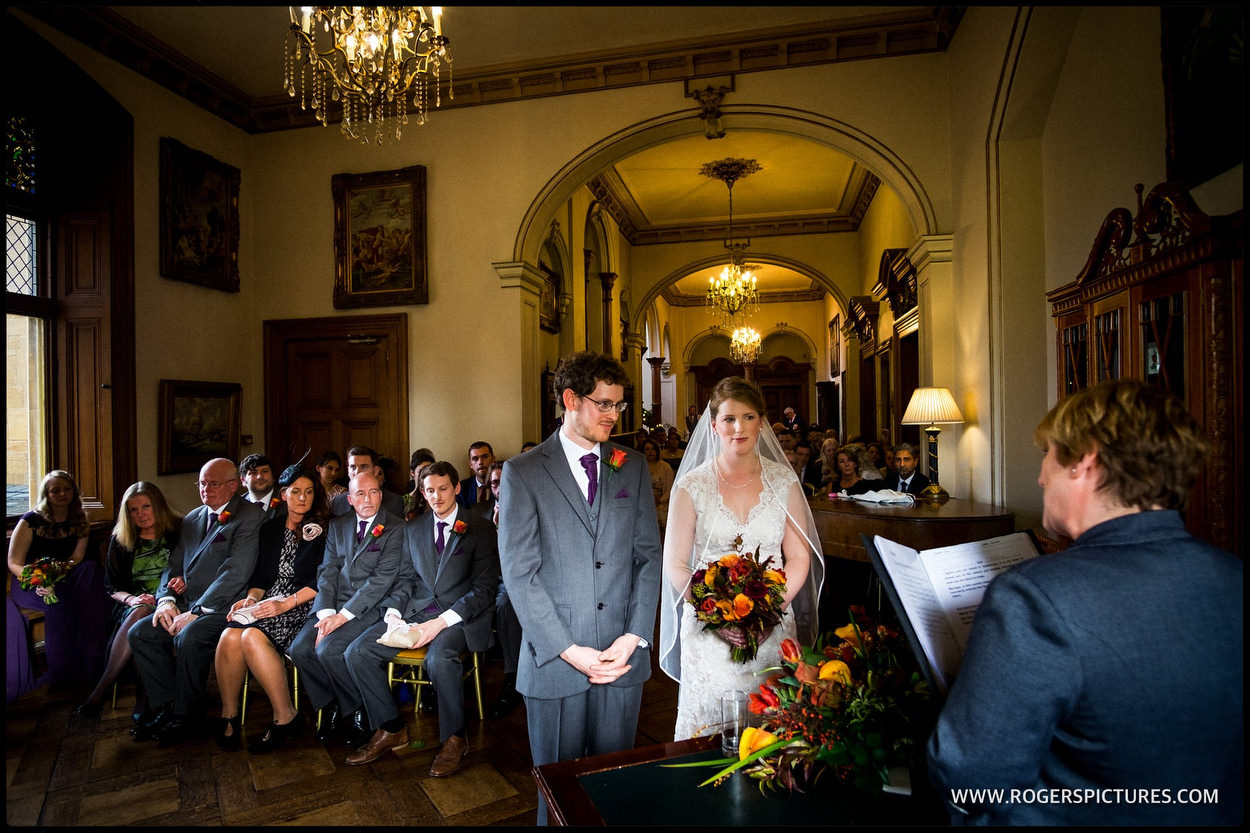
[263,314,408,470]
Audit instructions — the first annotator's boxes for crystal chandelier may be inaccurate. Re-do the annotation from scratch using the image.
[700,157,762,325]
[285,6,453,146]
[730,326,762,364]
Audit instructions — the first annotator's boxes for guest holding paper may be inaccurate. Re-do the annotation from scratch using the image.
[213,465,326,753]
[927,380,1243,825]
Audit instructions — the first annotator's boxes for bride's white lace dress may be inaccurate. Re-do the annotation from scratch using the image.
[673,456,797,741]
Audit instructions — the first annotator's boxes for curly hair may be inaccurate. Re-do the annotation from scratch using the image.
[1033,380,1209,512]
[552,351,630,400]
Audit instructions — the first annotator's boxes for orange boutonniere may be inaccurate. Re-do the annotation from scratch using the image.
[607,448,627,471]
[269,497,281,509]
[370,524,385,538]
[217,510,232,525]
[452,519,467,535]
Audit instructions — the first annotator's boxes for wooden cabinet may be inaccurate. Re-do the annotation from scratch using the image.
[1047,183,1243,553]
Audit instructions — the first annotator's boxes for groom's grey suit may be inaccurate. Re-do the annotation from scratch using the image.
[499,429,661,822]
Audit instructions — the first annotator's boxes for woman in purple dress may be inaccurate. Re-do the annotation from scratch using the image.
[7,471,109,693]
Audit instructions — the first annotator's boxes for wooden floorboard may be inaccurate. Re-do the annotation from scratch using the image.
[6,632,683,827]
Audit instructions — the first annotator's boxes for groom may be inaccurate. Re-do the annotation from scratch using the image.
[499,351,661,825]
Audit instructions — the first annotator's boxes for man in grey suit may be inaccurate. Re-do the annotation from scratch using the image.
[129,457,263,746]
[345,461,499,774]
[499,351,662,825]
[289,471,404,749]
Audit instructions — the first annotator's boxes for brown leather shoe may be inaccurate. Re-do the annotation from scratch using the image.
[345,725,409,766]
[429,734,467,777]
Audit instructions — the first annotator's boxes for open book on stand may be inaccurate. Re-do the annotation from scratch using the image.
[863,531,1042,697]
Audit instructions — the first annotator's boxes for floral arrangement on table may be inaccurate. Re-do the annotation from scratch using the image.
[18,556,73,605]
[688,545,787,663]
[686,606,932,796]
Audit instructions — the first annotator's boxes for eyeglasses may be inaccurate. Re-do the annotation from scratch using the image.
[581,395,628,414]
[197,480,231,490]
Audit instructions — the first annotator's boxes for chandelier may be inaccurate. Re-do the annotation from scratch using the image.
[700,157,762,325]
[730,326,762,364]
[285,6,453,146]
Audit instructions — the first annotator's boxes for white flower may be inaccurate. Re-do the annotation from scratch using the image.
[301,523,323,541]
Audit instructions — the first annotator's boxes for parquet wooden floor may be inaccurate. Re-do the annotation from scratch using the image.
[6,639,681,827]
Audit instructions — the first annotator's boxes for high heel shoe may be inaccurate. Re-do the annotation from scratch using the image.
[73,701,103,718]
[217,714,242,751]
[247,712,304,755]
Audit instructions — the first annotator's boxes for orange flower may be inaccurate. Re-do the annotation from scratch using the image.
[763,569,786,585]
[818,659,852,684]
[703,565,719,587]
[739,726,779,760]
[834,623,861,647]
[780,638,802,663]
[715,599,738,621]
[732,594,754,619]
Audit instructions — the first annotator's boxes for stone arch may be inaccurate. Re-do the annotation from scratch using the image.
[513,104,938,269]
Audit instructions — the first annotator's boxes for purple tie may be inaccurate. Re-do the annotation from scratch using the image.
[208,512,218,535]
[357,520,367,542]
[436,521,447,555]
[580,452,599,505]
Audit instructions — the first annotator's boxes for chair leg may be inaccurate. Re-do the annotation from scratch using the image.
[291,664,299,711]
[470,652,484,720]
[111,680,118,710]
[240,669,249,726]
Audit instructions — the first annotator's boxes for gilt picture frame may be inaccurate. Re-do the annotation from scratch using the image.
[332,165,428,308]
[159,138,240,292]
[158,379,242,475]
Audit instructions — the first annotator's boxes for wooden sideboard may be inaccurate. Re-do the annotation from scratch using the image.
[810,496,1015,563]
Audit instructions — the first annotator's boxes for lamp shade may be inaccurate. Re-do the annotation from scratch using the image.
[901,387,964,425]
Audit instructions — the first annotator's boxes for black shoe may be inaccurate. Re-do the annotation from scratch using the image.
[488,689,522,719]
[248,712,305,755]
[217,715,242,751]
[341,708,371,749]
[315,703,341,744]
[130,704,172,741]
[420,690,438,714]
[156,716,204,749]
[73,701,103,719]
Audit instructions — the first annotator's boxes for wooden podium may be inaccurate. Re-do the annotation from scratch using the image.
[810,496,1015,563]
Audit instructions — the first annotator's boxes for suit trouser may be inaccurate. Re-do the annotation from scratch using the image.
[347,620,469,743]
[288,611,380,713]
[127,611,229,716]
[494,581,523,676]
[525,682,643,825]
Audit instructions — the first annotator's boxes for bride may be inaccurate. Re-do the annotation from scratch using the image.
[660,377,825,740]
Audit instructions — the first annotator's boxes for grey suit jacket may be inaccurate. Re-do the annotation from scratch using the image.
[312,509,404,618]
[158,495,263,613]
[498,430,662,699]
[384,510,499,652]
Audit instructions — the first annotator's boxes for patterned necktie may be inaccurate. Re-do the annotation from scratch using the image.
[357,519,367,543]
[436,521,447,555]
[580,452,599,505]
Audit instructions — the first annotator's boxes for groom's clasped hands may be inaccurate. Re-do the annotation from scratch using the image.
[561,634,642,683]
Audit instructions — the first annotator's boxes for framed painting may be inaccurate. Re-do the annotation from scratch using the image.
[159,137,240,292]
[332,165,428,308]
[158,379,242,475]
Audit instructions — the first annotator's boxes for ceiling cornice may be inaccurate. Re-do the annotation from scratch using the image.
[662,286,827,306]
[18,5,965,134]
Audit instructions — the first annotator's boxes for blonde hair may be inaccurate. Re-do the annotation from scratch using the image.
[1034,380,1209,512]
[34,470,90,537]
[112,481,183,550]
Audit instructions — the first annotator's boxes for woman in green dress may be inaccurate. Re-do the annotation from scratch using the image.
[75,482,182,717]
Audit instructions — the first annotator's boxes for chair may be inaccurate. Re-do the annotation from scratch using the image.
[387,648,484,720]
[240,656,300,726]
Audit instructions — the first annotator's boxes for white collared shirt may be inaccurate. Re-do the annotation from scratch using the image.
[384,504,463,628]
[558,429,601,503]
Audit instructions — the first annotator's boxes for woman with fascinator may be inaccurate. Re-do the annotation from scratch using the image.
[660,377,824,740]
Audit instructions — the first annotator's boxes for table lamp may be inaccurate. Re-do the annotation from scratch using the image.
[900,387,964,502]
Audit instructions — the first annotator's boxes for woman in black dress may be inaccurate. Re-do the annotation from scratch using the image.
[214,465,327,753]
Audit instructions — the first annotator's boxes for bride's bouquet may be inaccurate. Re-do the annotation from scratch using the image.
[688,546,787,663]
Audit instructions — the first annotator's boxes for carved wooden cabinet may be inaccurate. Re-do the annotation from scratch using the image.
[1047,183,1243,553]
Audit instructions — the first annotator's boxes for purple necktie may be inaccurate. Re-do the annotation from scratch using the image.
[580,452,599,505]
[356,519,367,542]
[436,521,447,555]
[208,512,218,535]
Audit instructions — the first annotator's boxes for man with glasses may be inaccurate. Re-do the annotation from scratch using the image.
[499,351,662,824]
[129,457,263,747]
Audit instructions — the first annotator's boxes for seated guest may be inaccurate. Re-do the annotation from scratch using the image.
[641,438,674,531]
[660,429,685,464]
[345,462,498,775]
[775,427,795,453]
[831,449,873,496]
[794,439,823,496]
[7,470,110,693]
[404,449,436,520]
[214,465,327,753]
[818,437,841,491]
[329,446,405,519]
[240,454,280,518]
[457,441,496,518]
[129,458,263,747]
[883,444,897,476]
[76,482,183,717]
[289,472,403,751]
[928,380,1243,825]
[520,441,538,453]
[843,442,884,481]
[316,451,346,500]
[884,442,929,495]
[866,441,887,475]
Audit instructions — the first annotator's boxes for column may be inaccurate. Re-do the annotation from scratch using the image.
[646,356,665,427]
[599,272,616,356]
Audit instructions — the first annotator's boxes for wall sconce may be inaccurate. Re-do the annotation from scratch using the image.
[901,387,964,502]
[558,291,573,316]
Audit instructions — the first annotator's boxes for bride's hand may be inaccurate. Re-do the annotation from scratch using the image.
[714,626,749,648]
